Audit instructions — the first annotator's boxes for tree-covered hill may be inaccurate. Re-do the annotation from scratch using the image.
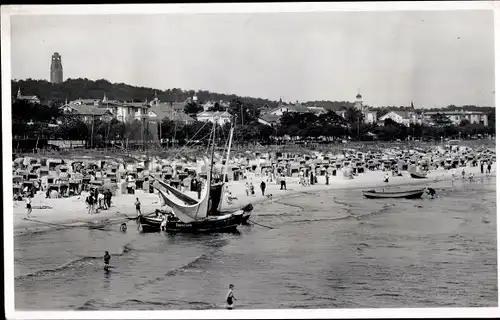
[11,78,494,126]
[11,78,280,108]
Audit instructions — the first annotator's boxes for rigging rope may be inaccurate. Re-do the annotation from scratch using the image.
[168,120,210,161]
[248,219,275,229]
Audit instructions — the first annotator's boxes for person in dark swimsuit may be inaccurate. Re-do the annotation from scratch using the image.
[226,284,237,309]
[135,198,141,216]
[104,251,111,271]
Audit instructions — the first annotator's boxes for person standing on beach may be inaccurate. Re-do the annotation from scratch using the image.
[225,284,237,310]
[280,174,287,190]
[462,168,466,180]
[106,189,112,208]
[260,181,266,196]
[487,162,492,175]
[135,198,142,216]
[245,182,250,196]
[86,194,94,215]
[480,161,484,174]
[98,192,105,210]
[325,172,329,185]
[25,195,32,218]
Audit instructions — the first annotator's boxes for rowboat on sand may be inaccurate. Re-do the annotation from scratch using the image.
[362,188,426,199]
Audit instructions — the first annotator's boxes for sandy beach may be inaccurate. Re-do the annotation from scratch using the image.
[13,163,494,236]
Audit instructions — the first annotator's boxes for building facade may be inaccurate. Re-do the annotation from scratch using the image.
[50,52,63,84]
[378,111,412,127]
[422,110,489,127]
[196,111,232,125]
[16,88,41,104]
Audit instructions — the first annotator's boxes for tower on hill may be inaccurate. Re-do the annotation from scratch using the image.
[50,52,63,84]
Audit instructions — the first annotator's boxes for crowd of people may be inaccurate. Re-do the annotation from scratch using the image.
[85,188,113,215]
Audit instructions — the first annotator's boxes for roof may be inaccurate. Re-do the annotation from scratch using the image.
[259,113,280,123]
[380,111,412,119]
[18,95,39,101]
[70,99,100,105]
[271,103,311,114]
[148,103,195,123]
[61,104,111,116]
[123,102,149,108]
[307,106,327,114]
[197,111,232,118]
[423,110,487,115]
[165,102,187,111]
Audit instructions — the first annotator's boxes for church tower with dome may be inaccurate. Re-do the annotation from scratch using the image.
[354,91,364,111]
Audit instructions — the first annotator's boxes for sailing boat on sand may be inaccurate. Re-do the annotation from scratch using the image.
[138,119,253,233]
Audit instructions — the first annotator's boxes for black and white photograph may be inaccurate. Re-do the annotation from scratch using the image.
[2,2,498,319]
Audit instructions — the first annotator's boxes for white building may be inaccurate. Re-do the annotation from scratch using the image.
[59,104,112,123]
[378,111,413,127]
[202,101,215,111]
[16,88,41,104]
[196,111,232,126]
[423,110,489,127]
[307,106,327,115]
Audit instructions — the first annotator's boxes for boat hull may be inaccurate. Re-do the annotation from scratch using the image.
[139,212,244,233]
[410,172,427,179]
[362,189,425,199]
[242,212,251,224]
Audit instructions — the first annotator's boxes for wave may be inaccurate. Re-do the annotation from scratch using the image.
[15,242,134,280]
[287,216,351,224]
[373,293,401,297]
[77,298,216,310]
[134,252,214,290]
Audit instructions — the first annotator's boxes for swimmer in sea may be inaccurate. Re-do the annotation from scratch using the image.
[104,251,111,271]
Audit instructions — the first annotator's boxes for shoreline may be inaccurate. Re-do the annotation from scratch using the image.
[13,164,495,237]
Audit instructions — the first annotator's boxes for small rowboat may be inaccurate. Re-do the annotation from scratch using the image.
[362,188,426,199]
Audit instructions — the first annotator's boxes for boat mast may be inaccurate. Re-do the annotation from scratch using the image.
[206,121,217,217]
[223,118,235,182]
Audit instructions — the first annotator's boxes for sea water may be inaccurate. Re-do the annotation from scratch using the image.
[13,178,497,310]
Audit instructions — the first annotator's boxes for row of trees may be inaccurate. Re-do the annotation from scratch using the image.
[275,109,494,142]
[11,99,495,147]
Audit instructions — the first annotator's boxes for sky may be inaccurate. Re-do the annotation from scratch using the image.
[9,9,495,108]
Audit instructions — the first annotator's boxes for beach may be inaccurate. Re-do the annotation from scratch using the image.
[13,163,494,236]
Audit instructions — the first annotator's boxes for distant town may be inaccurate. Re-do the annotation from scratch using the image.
[11,52,495,152]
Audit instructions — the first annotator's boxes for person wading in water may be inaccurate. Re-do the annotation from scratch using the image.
[225,284,237,309]
[25,195,32,218]
[104,251,111,271]
[135,198,141,216]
